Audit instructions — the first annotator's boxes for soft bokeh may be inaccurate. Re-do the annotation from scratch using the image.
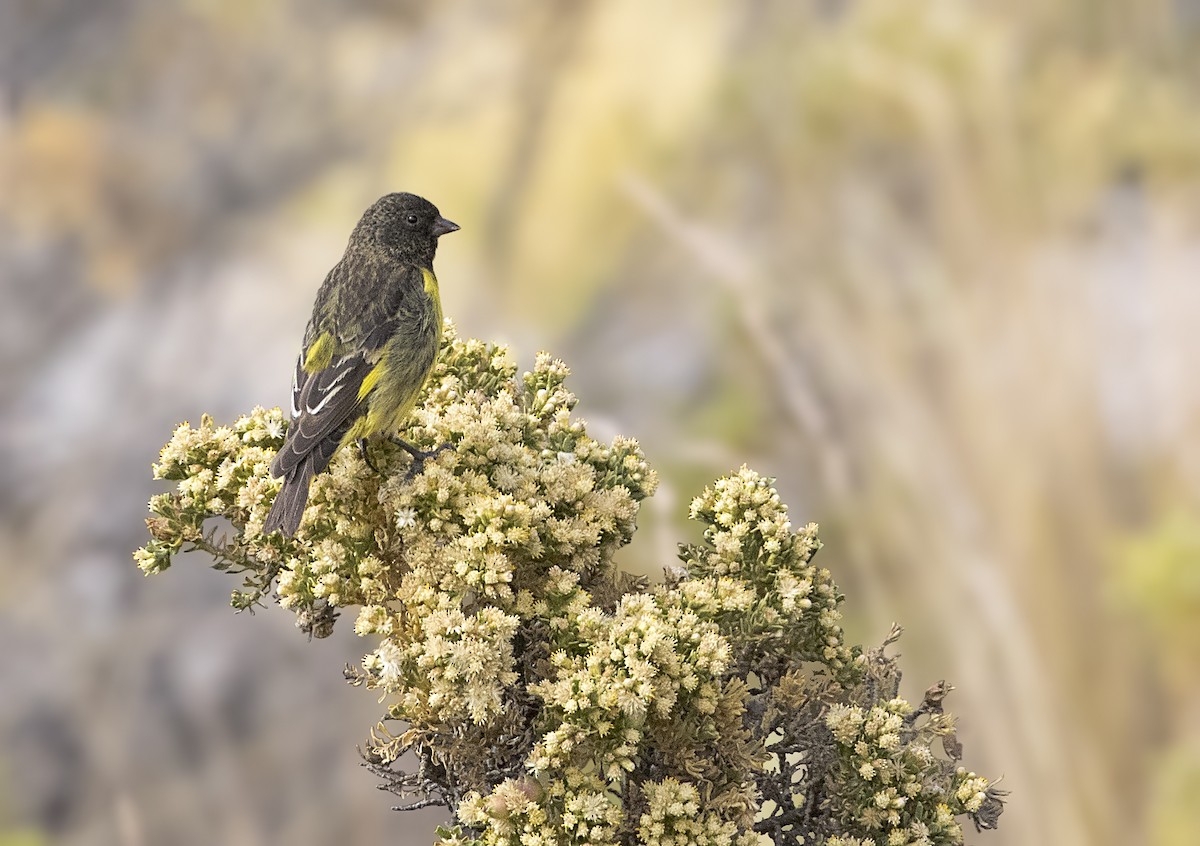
[3,1,1199,844]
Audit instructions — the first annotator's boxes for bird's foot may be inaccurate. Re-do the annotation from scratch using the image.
[397,440,454,480]
[358,439,386,475]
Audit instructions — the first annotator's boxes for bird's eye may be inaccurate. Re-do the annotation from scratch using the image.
[406,213,419,226]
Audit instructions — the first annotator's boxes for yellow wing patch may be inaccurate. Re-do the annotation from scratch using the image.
[357,360,385,401]
[303,332,336,372]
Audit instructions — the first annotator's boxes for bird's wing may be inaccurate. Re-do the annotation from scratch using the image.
[270,257,424,479]
[270,350,375,478]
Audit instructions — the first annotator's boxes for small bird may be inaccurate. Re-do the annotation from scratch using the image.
[263,192,459,536]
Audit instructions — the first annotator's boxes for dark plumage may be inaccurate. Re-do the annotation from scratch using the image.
[263,192,459,536]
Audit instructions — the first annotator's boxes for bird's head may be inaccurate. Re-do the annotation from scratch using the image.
[353,192,459,262]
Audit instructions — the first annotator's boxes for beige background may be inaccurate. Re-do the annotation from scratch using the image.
[2,2,1199,844]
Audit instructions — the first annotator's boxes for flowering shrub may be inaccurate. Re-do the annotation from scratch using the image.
[137,323,1004,845]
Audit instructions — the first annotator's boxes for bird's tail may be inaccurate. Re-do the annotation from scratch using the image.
[263,456,317,537]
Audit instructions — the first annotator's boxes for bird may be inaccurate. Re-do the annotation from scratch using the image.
[262,192,459,537]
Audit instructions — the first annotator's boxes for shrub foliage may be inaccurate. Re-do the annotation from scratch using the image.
[137,324,1004,846]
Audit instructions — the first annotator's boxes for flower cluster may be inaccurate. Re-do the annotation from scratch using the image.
[138,402,391,629]
[352,331,655,725]
[457,771,626,846]
[637,779,770,846]
[135,405,285,577]
[678,466,858,679]
[526,590,731,780]
[365,606,521,725]
[447,567,757,845]
[378,344,652,620]
[136,325,1003,846]
[825,699,1000,845]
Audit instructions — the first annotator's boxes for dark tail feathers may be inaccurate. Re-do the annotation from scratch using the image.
[263,457,317,537]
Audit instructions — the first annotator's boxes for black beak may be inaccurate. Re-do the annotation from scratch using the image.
[431,216,460,238]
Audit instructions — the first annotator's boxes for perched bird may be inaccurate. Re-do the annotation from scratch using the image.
[263,192,459,536]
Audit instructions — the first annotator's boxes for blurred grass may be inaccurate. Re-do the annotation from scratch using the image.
[3,1,1200,844]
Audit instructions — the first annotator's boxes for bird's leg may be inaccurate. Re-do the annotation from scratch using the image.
[358,439,386,475]
[393,438,454,479]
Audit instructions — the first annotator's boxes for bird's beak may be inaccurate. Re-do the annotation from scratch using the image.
[431,217,460,238]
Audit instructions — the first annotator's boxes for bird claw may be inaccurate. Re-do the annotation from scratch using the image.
[359,439,385,475]
[402,443,454,480]
[359,438,453,479]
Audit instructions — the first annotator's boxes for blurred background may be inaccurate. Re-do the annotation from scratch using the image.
[2,0,1199,844]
